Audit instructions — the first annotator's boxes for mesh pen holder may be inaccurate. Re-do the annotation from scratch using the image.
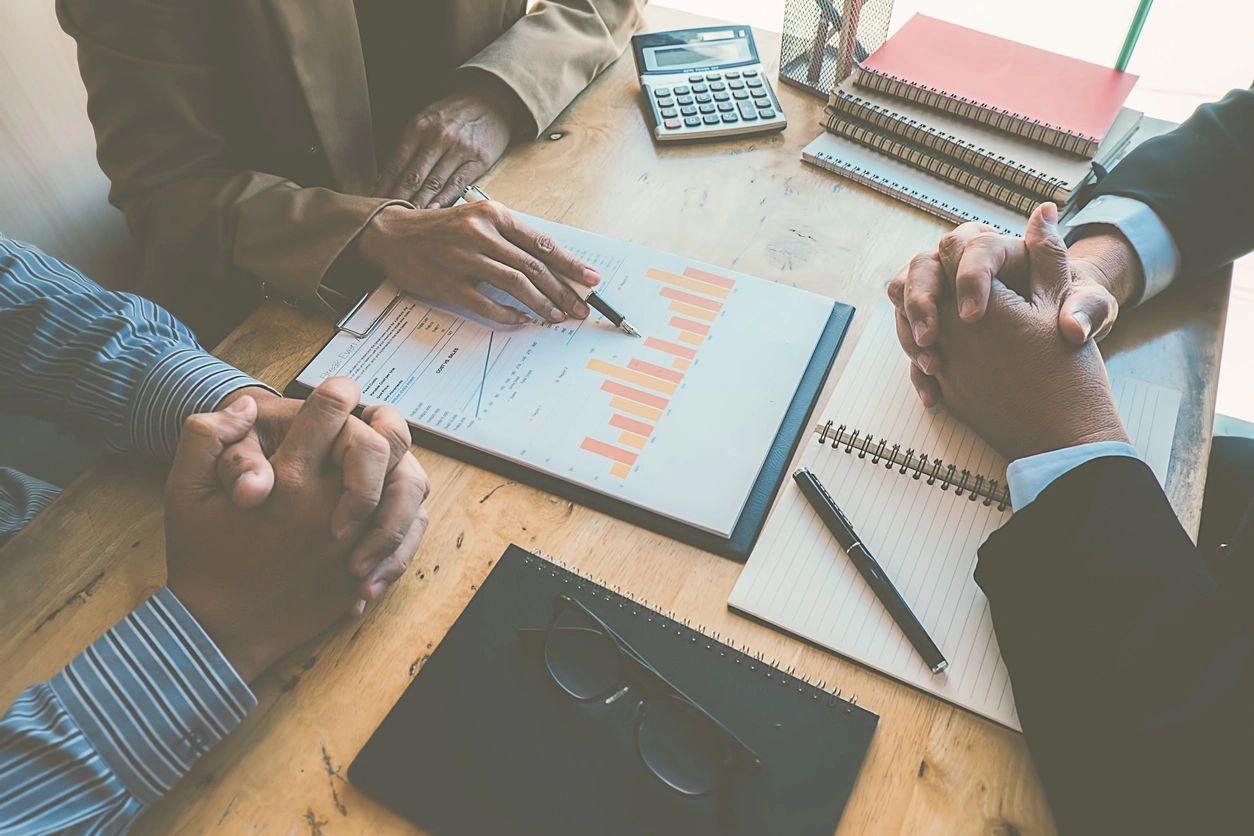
[778,0,894,99]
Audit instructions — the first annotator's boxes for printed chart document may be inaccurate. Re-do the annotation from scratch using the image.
[296,215,835,538]
[730,305,1181,728]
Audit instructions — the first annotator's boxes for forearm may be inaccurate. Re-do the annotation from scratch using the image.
[977,456,1254,833]
[0,589,255,833]
[0,238,269,459]
[458,0,646,135]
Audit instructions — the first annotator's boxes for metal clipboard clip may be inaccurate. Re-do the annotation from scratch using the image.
[335,285,402,338]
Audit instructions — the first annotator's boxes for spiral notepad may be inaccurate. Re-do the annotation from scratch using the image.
[855,14,1138,158]
[730,305,1181,728]
[351,545,878,835]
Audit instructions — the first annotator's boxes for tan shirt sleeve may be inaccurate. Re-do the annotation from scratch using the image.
[460,0,647,137]
[56,0,400,314]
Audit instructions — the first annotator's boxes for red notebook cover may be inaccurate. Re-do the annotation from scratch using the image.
[860,14,1137,145]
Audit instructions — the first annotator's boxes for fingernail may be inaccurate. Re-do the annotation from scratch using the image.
[574,301,589,318]
[912,323,928,345]
[1042,202,1058,224]
[368,580,387,599]
[916,352,937,375]
[960,298,979,320]
[352,599,366,618]
[226,397,250,415]
[549,308,565,322]
[582,267,600,286]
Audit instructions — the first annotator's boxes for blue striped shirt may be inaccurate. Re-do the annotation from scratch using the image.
[0,239,265,834]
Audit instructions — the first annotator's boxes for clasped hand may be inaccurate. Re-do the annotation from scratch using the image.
[165,379,430,682]
[886,204,1130,462]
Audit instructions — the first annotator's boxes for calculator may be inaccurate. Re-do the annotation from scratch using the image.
[631,26,787,142]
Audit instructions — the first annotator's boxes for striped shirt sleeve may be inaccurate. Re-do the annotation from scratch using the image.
[0,237,274,460]
[0,589,257,834]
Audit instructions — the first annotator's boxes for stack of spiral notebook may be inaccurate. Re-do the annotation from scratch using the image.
[802,14,1142,233]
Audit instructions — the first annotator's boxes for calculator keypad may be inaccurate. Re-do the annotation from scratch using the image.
[647,63,785,141]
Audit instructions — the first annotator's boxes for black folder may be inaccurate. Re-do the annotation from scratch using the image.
[285,303,853,562]
[349,545,878,835]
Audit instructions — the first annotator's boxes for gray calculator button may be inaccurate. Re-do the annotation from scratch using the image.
[725,71,741,79]
[674,85,690,95]
[733,90,749,100]
[738,102,758,120]
[729,80,745,90]
[660,107,677,118]
[699,103,715,114]
[710,82,726,92]
[680,105,697,116]
[688,75,704,83]
[747,78,764,88]
[744,69,759,77]
[695,93,713,104]
[677,95,694,105]
[706,72,721,81]
[717,102,735,112]
[655,87,670,96]
[758,109,776,120]
[684,116,701,127]
[714,92,730,102]
[692,84,708,94]
[751,88,768,98]
[702,114,719,125]
[721,113,738,123]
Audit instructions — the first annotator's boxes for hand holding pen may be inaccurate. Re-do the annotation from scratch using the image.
[462,186,640,336]
[356,182,608,328]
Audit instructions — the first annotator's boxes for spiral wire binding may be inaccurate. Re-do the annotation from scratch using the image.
[802,147,1019,235]
[853,67,1099,157]
[817,421,1010,511]
[523,550,860,711]
[825,91,1072,203]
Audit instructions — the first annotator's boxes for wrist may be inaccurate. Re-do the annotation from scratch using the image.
[356,205,414,270]
[1068,227,1145,307]
[218,385,279,412]
[164,586,278,682]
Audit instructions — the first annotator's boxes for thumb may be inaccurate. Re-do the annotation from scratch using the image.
[1059,283,1119,345]
[168,396,260,498]
[1023,203,1070,304]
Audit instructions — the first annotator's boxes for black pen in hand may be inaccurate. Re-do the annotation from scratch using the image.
[793,467,949,675]
[461,185,640,336]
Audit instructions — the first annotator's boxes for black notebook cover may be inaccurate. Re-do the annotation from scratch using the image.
[285,304,853,562]
[349,545,878,836]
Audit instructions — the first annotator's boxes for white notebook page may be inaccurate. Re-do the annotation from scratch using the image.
[730,304,1181,729]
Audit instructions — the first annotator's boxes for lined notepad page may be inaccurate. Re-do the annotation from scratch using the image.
[730,305,1181,729]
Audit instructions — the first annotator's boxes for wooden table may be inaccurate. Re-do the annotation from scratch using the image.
[0,6,1228,834]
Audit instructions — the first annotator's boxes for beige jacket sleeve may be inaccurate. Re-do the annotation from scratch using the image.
[462,0,647,137]
[56,0,401,314]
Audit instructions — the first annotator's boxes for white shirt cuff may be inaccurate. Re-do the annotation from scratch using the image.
[1006,441,1140,511]
[1065,195,1180,304]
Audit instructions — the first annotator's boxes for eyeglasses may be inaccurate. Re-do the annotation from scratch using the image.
[521,594,763,797]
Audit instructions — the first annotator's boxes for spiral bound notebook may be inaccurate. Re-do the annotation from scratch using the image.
[824,79,1143,207]
[729,305,1181,728]
[855,14,1138,157]
[350,545,879,836]
[802,130,1027,234]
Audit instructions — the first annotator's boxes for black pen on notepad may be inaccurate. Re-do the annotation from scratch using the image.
[461,185,640,337]
[793,467,949,675]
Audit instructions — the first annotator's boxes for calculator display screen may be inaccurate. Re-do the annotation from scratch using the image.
[644,38,752,71]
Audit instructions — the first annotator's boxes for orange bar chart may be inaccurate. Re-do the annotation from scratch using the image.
[581,262,736,479]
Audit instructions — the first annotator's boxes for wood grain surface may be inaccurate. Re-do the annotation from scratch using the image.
[0,6,1227,835]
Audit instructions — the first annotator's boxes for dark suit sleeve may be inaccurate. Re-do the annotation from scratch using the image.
[1091,87,1254,281]
[976,456,1254,835]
